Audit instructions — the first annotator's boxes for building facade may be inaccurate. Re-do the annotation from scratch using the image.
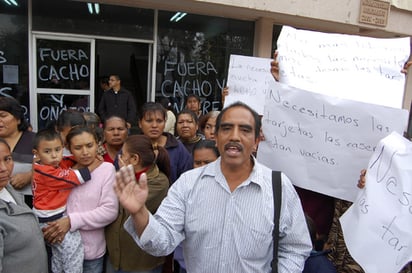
[1,0,411,131]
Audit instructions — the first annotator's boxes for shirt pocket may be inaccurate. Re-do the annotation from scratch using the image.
[235,223,272,259]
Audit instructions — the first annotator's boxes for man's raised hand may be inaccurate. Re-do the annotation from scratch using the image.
[114,165,149,215]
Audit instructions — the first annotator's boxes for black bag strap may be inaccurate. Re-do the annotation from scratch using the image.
[271,171,282,273]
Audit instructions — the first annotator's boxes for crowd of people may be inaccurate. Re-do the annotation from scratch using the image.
[0,59,411,273]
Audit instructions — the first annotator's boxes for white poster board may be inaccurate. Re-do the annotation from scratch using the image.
[277,26,410,108]
[257,81,408,201]
[224,54,273,114]
[340,132,412,273]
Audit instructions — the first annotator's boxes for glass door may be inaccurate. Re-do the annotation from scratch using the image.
[31,33,95,130]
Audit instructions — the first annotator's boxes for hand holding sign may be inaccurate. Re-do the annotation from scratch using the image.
[340,132,412,273]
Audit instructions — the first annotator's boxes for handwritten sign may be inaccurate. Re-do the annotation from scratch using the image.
[340,132,412,273]
[37,94,90,129]
[36,39,91,90]
[277,26,410,108]
[224,54,273,114]
[257,81,408,201]
[160,60,225,113]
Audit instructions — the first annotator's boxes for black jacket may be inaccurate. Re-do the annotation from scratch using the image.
[98,88,137,126]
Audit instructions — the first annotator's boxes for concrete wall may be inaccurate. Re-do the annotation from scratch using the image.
[95,0,412,37]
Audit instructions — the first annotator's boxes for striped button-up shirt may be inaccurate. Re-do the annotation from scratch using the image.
[125,157,311,273]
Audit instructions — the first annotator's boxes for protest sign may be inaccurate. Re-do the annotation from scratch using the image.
[277,26,410,108]
[340,132,412,273]
[257,81,408,201]
[224,54,273,114]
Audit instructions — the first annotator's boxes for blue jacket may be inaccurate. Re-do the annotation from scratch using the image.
[303,250,337,273]
[163,132,193,183]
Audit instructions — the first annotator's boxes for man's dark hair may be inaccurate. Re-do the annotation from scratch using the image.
[110,74,121,81]
[33,128,63,149]
[215,101,261,139]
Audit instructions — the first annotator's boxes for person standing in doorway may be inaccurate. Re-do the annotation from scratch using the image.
[98,75,137,128]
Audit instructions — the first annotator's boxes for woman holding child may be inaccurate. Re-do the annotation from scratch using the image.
[43,126,118,273]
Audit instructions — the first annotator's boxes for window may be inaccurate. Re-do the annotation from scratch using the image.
[156,11,254,113]
[0,1,29,122]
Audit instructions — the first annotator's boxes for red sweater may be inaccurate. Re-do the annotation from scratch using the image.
[32,157,91,217]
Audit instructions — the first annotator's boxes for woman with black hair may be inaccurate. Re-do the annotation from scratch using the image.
[0,97,35,206]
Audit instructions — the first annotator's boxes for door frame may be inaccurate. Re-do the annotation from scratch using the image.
[30,31,154,131]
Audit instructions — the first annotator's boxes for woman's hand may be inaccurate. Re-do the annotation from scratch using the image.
[114,165,148,216]
[357,169,367,189]
[10,171,32,189]
[270,51,280,82]
[42,217,71,244]
[401,61,412,74]
[221,86,229,105]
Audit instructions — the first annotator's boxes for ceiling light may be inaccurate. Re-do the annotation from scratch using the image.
[170,12,182,22]
[87,3,93,14]
[4,0,18,6]
[170,12,187,22]
[87,3,100,14]
[94,3,100,14]
[175,12,187,22]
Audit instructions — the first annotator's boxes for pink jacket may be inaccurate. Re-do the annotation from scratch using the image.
[67,162,118,260]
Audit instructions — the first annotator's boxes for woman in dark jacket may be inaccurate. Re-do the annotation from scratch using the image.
[0,97,35,206]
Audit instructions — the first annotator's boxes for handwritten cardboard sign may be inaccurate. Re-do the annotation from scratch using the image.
[277,26,410,108]
[257,81,408,201]
[340,132,412,273]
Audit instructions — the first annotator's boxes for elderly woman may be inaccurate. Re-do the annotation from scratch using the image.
[102,116,128,168]
[175,109,204,153]
[0,97,35,206]
[0,138,48,272]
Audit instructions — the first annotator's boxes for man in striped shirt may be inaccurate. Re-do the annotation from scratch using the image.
[115,101,312,273]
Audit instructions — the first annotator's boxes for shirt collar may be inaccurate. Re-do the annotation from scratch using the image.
[204,156,263,189]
